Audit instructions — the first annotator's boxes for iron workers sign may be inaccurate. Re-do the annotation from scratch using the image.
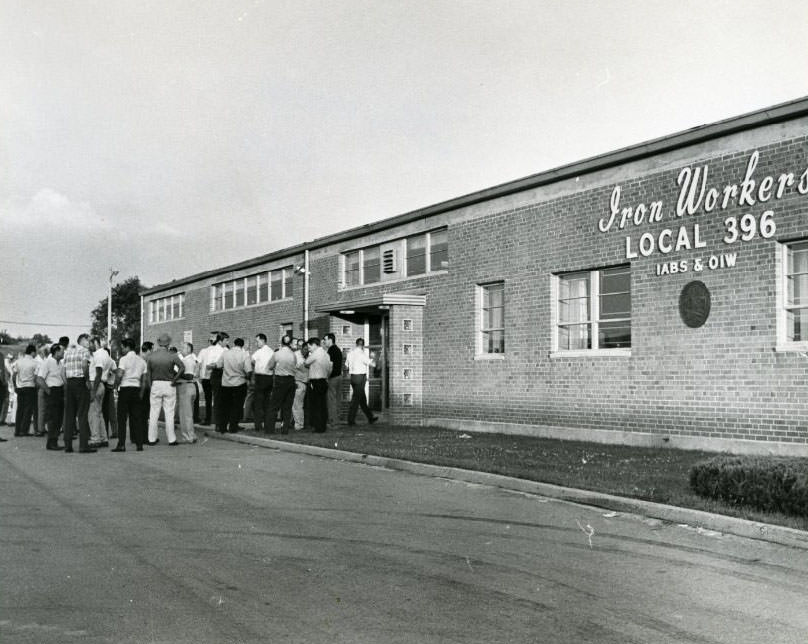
[597,150,808,276]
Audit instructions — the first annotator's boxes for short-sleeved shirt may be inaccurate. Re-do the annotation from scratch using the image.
[221,348,252,387]
[181,353,198,379]
[268,346,297,377]
[37,356,65,387]
[346,347,373,375]
[252,345,273,374]
[327,344,343,378]
[305,346,332,380]
[14,355,39,388]
[147,348,184,382]
[117,351,147,388]
[200,344,225,377]
[63,345,91,379]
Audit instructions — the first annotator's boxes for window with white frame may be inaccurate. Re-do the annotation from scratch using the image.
[148,293,185,325]
[781,240,808,345]
[556,265,631,351]
[211,267,294,312]
[341,227,448,287]
[479,282,505,354]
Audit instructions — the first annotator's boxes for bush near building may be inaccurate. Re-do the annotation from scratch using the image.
[689,456,808,517]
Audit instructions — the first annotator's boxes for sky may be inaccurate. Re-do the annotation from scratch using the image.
[2,0,808,342]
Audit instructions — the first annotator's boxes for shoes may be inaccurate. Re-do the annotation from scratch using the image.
[34,432,46,437]
[111,446,126,452]
[46,444,65,451]
[90,441,109,448]
[136,445,144,451]
[0,437,7,442]
[368,417,379,424]
[78,448,97,454]
[147,439,160,446]
[168,441,178,446]
[191,438,198,444]
[64,447,74,453]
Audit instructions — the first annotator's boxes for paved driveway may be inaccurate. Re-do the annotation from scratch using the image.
[1,435,807,643]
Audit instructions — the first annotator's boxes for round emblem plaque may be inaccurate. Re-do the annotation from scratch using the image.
[679,280,711,328]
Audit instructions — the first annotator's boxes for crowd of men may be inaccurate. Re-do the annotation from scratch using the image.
[0,330,379,453]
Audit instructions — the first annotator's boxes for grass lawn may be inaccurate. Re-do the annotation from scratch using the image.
[242,423,808,531]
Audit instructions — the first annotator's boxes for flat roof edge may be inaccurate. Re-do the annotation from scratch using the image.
[142,95,808,297]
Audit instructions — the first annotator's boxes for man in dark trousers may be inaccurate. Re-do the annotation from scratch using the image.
[323,333,343,429]
[264,335,297,434]
[345,338,378,426]
[62,334,95,453]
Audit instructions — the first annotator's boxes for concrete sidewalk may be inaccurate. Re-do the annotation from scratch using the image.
[204,428,808,551]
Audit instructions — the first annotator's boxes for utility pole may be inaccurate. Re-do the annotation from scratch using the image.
[108,268,119,349]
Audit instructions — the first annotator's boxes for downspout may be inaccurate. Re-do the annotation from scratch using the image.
[303,249,310,340]
[140,295,144,346]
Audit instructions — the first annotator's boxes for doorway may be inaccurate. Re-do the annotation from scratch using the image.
[365,315,389,413]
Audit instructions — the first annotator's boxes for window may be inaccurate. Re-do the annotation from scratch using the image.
[246,275,257,305]
[283,268,293,299]
[210,266,294,312]
[407,234,426,276]
[556,265,631,352]
[280,323,293,343]
[783,241,808,343]
[480,282,505,354]
[344,251,360,287]
[341,227,448,287]
[148,293,185,324]
[213,284,225,312]
[270,269,283,301]
[364,247,380,284]
[429,228,448,271]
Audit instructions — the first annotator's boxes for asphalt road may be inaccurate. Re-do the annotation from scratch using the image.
[1,431,807,644]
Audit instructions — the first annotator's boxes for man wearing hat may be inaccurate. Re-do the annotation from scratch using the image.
[145,332,185,446]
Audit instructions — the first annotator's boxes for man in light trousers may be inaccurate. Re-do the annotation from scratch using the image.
[146,333,185,445]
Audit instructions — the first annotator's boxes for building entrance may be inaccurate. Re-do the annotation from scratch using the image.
[366,314,389,413]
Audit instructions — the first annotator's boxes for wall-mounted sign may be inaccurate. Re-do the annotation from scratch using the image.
[679,281,711,328]
[597,150,808,276]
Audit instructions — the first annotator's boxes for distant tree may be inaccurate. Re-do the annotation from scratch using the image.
[0,329,14,344]
[90,276,147,349]
[31,333,52,346]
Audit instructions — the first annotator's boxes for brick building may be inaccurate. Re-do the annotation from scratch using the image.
[141,97,808,455]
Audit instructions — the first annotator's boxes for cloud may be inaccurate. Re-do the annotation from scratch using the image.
[0,188,113,230]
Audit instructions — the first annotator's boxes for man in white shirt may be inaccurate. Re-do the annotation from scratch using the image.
[304,337,332,433]
[88,338,112,447]
[12,345,38,436]
[34,344,48,436]
[202,332,226,428]
[37,343,65,450]
[215,337,252,433]
[251,333,273,433]
[196,333,217,426]
[177,342,199,443]
[345,337,378,426]
[113,337,147,451]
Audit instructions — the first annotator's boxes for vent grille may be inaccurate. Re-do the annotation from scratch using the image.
[382,249,397,274]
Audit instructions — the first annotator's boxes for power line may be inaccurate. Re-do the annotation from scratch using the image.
[0,319,89,328]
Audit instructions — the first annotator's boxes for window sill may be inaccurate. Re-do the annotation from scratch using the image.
[148,318,185,326]
[474,353,506,361]
[550,349,631,358]
[210,298,293,314]
[775,343,808,353]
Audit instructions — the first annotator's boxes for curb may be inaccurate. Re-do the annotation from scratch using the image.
[205,430,808,551]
